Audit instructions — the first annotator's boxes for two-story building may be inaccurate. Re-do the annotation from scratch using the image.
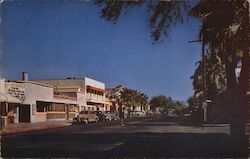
[34,77,109,112]
[85,77,109,111]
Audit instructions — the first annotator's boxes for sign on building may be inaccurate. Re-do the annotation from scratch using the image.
[5,82,25,101]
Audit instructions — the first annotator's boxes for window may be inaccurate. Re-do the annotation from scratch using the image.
[37,105,45,112]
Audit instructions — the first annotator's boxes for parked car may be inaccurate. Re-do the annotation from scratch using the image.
[95,111,105,122]
[130,111,146,118]
[104,111,119,121]
[73,111,99,124]
[104,112,112,121]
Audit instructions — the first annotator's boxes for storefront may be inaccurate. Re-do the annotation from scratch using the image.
[0,93,22,129]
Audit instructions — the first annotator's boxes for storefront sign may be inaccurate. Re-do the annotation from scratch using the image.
[5,82,25,101]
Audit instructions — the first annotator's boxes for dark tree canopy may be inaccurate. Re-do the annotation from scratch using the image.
[95,0,190,43]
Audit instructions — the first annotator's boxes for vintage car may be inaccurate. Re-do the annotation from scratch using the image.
[73,111,99,124]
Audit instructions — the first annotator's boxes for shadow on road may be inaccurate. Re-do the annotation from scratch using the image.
[2,131,248,158]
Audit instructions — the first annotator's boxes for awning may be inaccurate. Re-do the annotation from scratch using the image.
[0,93,22,103]
[86,85,106,93]
[53,96,78,105]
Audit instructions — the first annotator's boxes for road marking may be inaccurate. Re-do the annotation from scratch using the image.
[103,142,123,151]
[19,141,124,152]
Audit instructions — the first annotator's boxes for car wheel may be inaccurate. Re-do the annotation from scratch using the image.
[84,119,89,124]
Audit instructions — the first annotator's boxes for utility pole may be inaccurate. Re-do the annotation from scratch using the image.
[202,36,207,123]
[188,37,207,123]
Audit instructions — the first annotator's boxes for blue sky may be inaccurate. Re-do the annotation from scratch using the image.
[1,1,201,101]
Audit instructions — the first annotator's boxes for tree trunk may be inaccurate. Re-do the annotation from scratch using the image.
[225,51,247,148]
[243,0,250,153]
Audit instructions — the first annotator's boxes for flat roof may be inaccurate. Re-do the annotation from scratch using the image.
[8,80,55,88]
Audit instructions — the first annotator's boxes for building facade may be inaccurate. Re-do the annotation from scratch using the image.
[85,77,109,111]
[0,78,78,128]
[34,77,109,112]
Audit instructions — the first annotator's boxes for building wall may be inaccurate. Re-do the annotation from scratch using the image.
[34,79,85,93]
[34,79,86,111]
[0,79,5,93]
[23,83,54,123]
[5,82,25,102]
[85,77,105,89]
[34,77,107,112]
[77,92,86,111]
[85,77,108,111]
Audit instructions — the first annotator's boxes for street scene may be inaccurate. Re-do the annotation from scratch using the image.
[1,0,250,158]
[3,117,245,158]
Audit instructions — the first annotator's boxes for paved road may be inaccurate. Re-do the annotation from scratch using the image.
[1,118,249,158]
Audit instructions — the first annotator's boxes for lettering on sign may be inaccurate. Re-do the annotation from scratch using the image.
[5,82,25,101]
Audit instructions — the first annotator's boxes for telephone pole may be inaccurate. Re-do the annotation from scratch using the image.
[188,37,207,122]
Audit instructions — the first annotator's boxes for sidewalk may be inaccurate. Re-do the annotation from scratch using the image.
[0,120,72,135]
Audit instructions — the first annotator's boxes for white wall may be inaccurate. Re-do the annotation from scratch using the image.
[23,83,54,104]
[23,83,54,123]
[0,78,5,93]
[85,77,105,89]
[77,92,86,111]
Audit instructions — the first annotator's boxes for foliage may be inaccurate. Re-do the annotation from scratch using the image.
[150,95,184,112]
[190,1,250,92]
[172,100,185,111]
[120,88,148,110]
[187,95,201,109]
[150,95,172,112]
[95,0,190,43]
[191,51,227,99]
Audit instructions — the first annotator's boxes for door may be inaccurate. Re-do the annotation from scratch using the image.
[19,105,30,123]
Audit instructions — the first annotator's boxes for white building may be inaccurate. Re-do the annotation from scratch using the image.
[0,77,78,127]
[85,77,109,111]
[34,77,109,112]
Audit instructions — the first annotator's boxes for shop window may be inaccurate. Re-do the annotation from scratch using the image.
[54,104,65,112]
[37,105,45,112]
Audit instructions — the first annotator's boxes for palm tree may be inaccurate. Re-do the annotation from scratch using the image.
[120,88,148,114]
[96,0,250,147]
[190,1,250,145]
[191,1,249,92]
[191,51,226,100]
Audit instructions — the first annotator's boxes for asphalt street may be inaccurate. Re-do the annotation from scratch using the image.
[1,117,249,158]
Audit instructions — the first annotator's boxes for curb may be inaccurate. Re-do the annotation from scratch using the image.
[0,124,69,135]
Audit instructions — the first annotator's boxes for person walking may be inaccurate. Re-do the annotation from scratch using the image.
[119,106,125,126]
